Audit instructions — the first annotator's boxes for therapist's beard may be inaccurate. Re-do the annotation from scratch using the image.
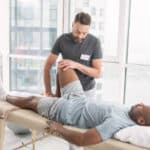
[73,37,85,43]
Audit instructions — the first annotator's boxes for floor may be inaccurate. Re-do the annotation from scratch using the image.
[4,125,83,150]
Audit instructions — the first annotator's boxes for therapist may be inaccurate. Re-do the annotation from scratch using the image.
[43,12,103,100]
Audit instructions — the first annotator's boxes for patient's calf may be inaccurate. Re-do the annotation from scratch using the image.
[6,95,39,112]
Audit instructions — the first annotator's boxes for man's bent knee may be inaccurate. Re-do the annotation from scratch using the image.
[57,68,79,88]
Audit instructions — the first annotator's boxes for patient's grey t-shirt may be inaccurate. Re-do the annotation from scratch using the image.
[51,33,102,91]
[53,99,135,140]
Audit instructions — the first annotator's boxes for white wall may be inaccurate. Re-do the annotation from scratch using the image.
[0,0,10,89]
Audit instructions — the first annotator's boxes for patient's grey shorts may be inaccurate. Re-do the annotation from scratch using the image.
[37,80,85,119]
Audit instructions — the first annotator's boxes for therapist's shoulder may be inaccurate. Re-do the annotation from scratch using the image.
[87,34,98,40]
[57,33,71,41]
[87,34,100,44]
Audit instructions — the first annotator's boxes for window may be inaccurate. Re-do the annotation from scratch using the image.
[101,63,123,103]
[3,0,149,104]
[128,0,150,65]
[125,66,150,105]
[125,0,150,105]
[68,0,150,104]
[10,58,44,92]
[69,0,120,59]
[69,0,121,102]
[10,0,61,93]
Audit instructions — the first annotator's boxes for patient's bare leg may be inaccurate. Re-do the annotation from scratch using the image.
[58,68,79,88]
[6,95,39,112]
[55,69,79,96]
[6,69,78,112]
[55,73,61,97]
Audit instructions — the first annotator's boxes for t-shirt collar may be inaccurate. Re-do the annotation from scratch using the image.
[69,32,88,44]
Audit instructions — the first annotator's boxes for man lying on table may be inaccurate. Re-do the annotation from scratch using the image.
[0,68,150,146]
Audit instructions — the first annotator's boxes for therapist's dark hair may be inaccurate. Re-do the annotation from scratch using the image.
[74,12,91,25]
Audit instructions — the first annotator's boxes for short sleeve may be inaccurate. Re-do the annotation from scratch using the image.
[96,117,122,140]
[51,36,62,55]
[91,38,103,59]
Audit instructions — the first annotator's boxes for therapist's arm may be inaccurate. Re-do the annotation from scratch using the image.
[58,59,102,78]
[43,53,58,96]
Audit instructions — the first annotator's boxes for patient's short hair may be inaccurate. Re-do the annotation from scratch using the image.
[129,106,144,125]
[129,110,138,123]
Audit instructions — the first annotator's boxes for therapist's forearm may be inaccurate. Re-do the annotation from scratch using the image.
[43,68,52,95]
[76,63,101,78]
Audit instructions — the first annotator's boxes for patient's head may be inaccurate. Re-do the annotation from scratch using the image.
[129,103,150,126]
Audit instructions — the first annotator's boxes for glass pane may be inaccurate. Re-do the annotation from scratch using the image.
[43,29,57,51]
[125,67,150,105]
[10,58,43,93]
[11,0,16,26]
[70,0,120,58]
[12,0,41,27]
[43,0,58,28]
[11,31,41,55]
[128,0,150,65]
[10,58,56,93]
[10,0,58,56]
[10,0,59,92]
[101,63,122,103]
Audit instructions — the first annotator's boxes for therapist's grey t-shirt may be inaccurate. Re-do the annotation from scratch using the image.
[51,33,102,91]
[53,99,135,140]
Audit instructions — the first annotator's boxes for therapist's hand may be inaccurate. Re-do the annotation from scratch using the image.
[58,59,78,71]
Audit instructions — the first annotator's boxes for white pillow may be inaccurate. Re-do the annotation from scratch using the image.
[114,125,150,148]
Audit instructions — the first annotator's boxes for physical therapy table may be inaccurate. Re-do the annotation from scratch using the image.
[0,101,148,150]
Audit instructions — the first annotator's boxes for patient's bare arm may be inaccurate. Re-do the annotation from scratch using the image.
[46,120,102,146]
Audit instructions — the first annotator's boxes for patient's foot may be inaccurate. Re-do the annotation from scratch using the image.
[0,80,6,101]
[6,95,39,111]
